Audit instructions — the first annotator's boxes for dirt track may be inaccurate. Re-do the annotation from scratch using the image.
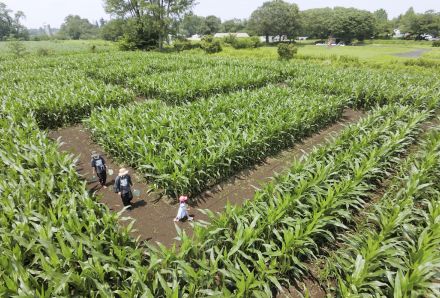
[49,109,364,247]
[394,49,430,58]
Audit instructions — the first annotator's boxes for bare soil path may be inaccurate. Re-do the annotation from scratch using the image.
[394,48,430,58]
[49,109,364,247]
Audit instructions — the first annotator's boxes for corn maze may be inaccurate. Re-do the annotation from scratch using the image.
[1,50,440,297]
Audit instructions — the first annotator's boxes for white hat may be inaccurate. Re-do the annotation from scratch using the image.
[119,168,129,176]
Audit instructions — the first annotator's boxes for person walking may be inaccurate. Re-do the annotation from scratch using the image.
[174,196,193,222]
[114,168,134,210]
[91,151,107,188]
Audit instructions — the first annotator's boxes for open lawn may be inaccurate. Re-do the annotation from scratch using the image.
[213,42,439,64]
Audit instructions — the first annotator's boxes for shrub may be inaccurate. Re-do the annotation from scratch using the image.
[201,35,222,54]
[277,43,297,60]
[223,34,237,45]
[118,36,138,51]
[36,47,51,56]
[433,40,440,47]
[231,37,261,49]
[173,39,192,52]
[7,38,27,58]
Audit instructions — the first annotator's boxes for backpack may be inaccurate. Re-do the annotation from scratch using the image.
[94,156,105,173]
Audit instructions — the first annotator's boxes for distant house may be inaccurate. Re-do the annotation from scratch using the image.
[259,35,288,43]
[214,32,250,38]
[393,29,404,38]
[297,36,308,41]
[187,34,201,41]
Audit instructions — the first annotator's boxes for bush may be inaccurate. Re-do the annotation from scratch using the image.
[404,58,440,68]
[201,35,222,54]
[433,40,440,47]
[7,38,27,58]
[223,34,237,45]
[118,36,138,51]
[277,43,297,60]
[36,47,51,56]
[173,39,193,52]
[231,37,261,49]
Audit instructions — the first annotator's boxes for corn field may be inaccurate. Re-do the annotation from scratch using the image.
[1,50,440,297]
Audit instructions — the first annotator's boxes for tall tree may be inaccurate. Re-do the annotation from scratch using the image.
[248,0,300,43]
[221,18,247,33]
[299,8,333,38]
[181,13,207,36]
[328,7,375,42]
[204,15,221,34]
[0,2,28,40]
[397,8,440,39]
[103,0,195,50]
[58,15,98,39]
[373,9,392,38]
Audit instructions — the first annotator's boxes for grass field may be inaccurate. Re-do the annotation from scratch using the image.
[0,39,117,58]
[1,40,440,297]
[213,42,440,64]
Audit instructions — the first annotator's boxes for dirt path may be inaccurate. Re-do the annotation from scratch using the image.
[49,109,364,246]
[49,126,180,246]
[394,49,430,58]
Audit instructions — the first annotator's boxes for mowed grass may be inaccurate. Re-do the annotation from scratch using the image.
[213,42,435,63]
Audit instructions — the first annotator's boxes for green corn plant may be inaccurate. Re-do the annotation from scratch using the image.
[86,86,348,197]
[324,127,440,297]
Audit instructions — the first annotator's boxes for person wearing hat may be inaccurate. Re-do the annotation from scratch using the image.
[91,151,107,188]
[174,196,193,222]
[114,168,134,210]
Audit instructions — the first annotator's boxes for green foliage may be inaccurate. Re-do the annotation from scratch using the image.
[201,35,222,53]
[403,58,440,68]
[277,43,297,60]
[173,39,193,52]
[2,49,440,296]
[300,7,376,42]
[103,0,196,49]
[231,37,261,49]
[329,7,376,42]
[36,47,51,56]
[58,15,98,40]
[433,40,440,47]
[0,3,28,40]
[100,19,125,41]
[398,7,440,39]
[327,127,440,297]
[86,86,347,196]
[249,0,300,41]
[7,38,27,58]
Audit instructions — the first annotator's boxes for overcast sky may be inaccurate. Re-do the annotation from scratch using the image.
[3,0,440,28]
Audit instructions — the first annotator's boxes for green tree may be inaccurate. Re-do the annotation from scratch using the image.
[300,8,333,38]
[7,37,27,58]
[181,13,207,36]
[398,8,440,39]
[103,0,195,50]
[100,19,126,41]
[329,7,375,42]
[373,9,392,38]
[248,0,300,43]
[221,19,247,33]
[204,15,221,34]
[58,15,98,39]
[0,2,28,40]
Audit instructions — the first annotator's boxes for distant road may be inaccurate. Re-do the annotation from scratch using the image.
[394,49,430,58]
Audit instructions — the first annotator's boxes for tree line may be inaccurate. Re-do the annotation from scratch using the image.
[2,0,440,48]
